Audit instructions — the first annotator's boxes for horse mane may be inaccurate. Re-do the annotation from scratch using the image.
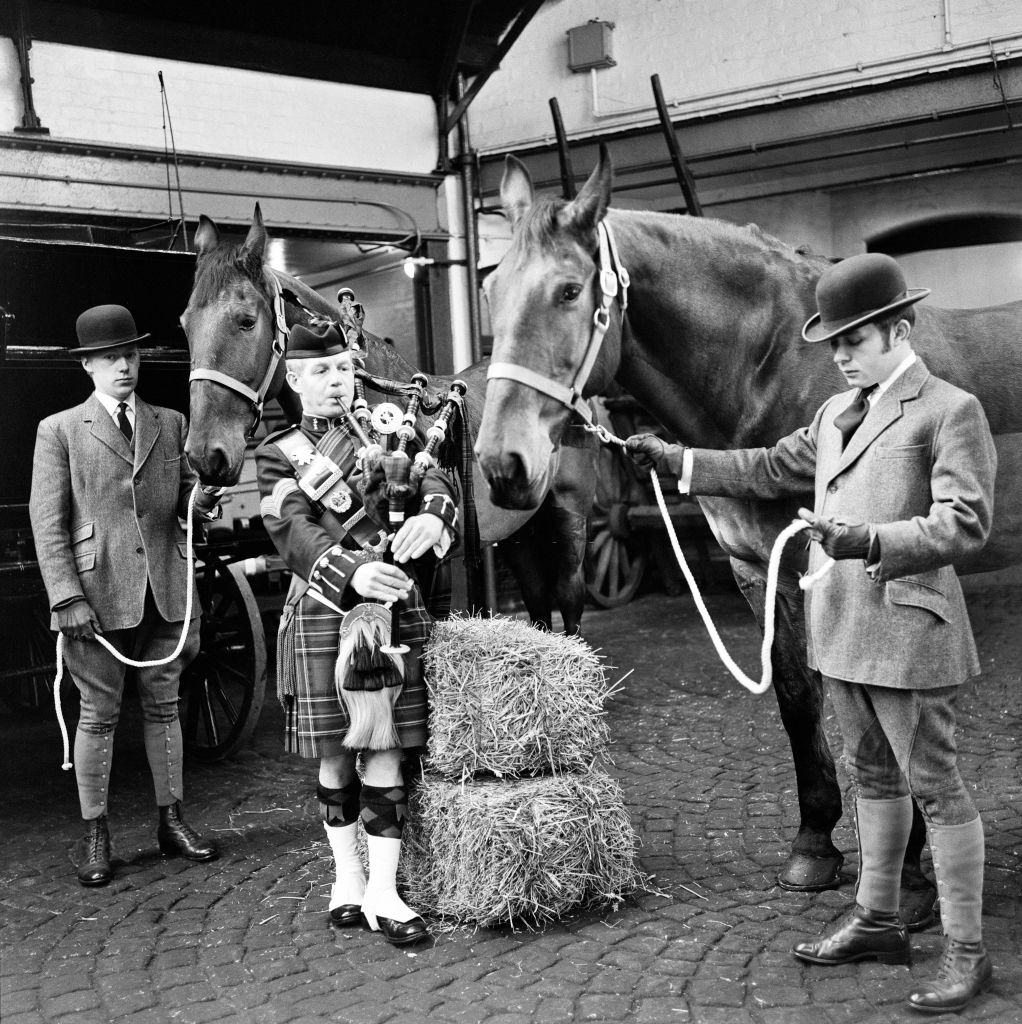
[190,241,265,306]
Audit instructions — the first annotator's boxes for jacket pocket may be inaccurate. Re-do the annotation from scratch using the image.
[887,577,950,622]
[876,443,928,460]
[74,551,96,572]
[70,521,95,545]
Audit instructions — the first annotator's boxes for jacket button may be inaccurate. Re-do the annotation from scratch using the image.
[136,546,144,554]
[827,483,838,494]
[137,509,145,517]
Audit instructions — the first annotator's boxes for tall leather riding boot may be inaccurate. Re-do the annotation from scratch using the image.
[157,802,219,862]
[792,796,913,966]
[855,795,913,914]
[74,815,113,887]
[907,817,991,1013]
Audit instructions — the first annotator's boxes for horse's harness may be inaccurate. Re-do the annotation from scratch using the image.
[187,270,291,437]
[486,219,630,437]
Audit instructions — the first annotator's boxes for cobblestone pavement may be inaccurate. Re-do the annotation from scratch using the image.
[2,577,1019,1024]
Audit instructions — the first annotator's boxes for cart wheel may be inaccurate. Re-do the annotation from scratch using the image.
[586,446,648,608]
[180,559,266,761]
[0,593,78,713]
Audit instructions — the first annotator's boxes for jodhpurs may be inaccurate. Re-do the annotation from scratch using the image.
[824,677,977,826]
[63,593,200,820]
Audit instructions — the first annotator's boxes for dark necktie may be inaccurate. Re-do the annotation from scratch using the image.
[834,385,877,450]
[116,401,133,442]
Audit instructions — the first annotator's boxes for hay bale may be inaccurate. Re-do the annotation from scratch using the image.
[423,615,612,779]
[400,769,643,927]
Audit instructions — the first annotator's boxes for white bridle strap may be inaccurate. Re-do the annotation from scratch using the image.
[486,220,628,429]
[188,270,289,426]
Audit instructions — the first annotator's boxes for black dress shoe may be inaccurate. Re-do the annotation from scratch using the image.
[75,815,113,887]
[329,904,363,928]
[907,939,992,1013]
[157,802,219,862]
[362,910,431,947]
[793,904,911,966]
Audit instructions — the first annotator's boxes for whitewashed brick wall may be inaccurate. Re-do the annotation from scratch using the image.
[0,40,437,173]
[469,0,1022,151]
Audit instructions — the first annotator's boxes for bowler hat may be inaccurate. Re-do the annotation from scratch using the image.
[287,320,353,360]
[69,304,150,355]
[802,253,929,343]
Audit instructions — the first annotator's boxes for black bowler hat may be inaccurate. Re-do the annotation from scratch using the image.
[802,253,930,343]
[287,320,353,359]
[69,304,150,355]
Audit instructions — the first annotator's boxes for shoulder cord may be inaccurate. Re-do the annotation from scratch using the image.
[51,485,201,770]
[592,428,834,696]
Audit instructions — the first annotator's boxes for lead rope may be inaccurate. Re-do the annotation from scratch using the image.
[594,429,834,695]
[51,485,202,770]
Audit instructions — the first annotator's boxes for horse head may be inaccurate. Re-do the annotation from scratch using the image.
[475,146,623,509]
[181,205,289,484]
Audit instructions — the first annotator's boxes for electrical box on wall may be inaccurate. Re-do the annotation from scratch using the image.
[566,19,615,73]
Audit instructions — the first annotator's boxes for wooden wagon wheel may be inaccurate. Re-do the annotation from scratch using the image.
[586,442,648,608]
[180,557,266,762]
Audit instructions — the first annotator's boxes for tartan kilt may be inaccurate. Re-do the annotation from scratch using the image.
[284,590,431,759]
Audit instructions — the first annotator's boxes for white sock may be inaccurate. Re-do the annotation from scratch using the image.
[323,821,365,909]
[362,833,418,925]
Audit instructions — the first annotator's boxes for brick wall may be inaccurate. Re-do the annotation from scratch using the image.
[469,0,1022,151]
[0,40,437,173]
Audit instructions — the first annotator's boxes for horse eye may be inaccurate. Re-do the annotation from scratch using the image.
[237,318,256,333]
[560,284,582,303]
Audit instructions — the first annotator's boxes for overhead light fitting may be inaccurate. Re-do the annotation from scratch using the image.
[402,256,468,279]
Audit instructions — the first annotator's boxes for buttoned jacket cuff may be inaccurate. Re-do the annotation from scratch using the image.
[865,526,882,579]
[306,543,377,603]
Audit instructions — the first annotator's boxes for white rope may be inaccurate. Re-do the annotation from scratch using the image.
[591,426,835,695]
[52,485,202,770]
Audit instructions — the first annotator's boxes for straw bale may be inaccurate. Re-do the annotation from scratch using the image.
[423,615,612,779]
[399,769,643,927]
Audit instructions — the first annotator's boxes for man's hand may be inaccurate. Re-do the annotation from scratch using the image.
[57,599,103,640]
[391,514,444,564]
[194,485,225,518]
[351,562,413,604]
[797,509,871,560]
[624,434,686,475]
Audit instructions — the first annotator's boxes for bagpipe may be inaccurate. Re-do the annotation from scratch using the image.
[324,291,468,749]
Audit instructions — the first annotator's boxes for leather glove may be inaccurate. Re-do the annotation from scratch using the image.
[624,433,687,476]
[56,599,103,640]
[194,485,225,519]
[797,509,871,560]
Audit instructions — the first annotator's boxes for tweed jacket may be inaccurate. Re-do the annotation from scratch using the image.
[689,358,996,689]
[29,394,199,631]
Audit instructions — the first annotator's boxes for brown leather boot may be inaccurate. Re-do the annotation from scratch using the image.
[793,904,911,965]
[75,815,113,887]
[907,938,992,1013]
[157,802,219,862]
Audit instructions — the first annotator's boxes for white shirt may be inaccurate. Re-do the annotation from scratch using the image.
[677,350,919,493]
[93,390,136,432]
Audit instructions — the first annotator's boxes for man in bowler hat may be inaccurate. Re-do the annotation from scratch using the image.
[626,254,996,1013]
[30,304,222,886]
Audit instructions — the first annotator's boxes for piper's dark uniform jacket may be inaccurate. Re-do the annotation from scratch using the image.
[256,416,459,756]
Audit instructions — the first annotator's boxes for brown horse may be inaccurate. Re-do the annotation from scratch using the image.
[475,147,1022,906]
[179,208,597,633]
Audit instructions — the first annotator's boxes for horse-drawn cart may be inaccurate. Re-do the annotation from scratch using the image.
[585,393,715,609]
[0,235,269,761]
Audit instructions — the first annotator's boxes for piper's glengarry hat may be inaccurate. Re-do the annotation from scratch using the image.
[287,321,352,359]
[69,304,150,355]
[802,253,930,343]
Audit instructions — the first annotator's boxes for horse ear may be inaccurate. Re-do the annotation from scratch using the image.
[193,215,220,258]
[563,144,613,234]
[238,204,267,263]
[500,155,534,229]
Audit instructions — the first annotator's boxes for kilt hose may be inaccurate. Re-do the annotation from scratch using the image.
[283,589,430,758]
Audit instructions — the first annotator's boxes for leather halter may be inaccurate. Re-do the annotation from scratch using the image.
[486,220,629,430]
[188,270,289,436]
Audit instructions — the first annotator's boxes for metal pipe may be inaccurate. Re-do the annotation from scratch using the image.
[549,97,577,199]
[650,73,702,216]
